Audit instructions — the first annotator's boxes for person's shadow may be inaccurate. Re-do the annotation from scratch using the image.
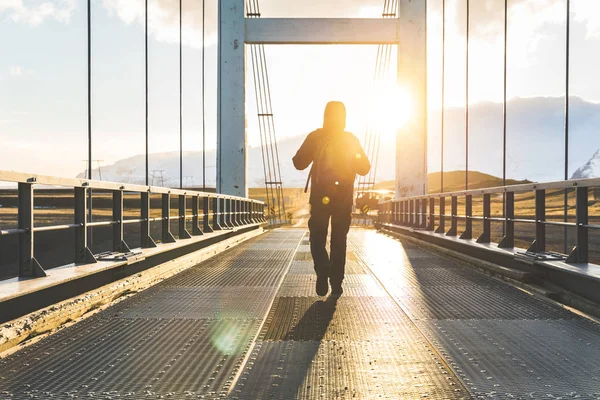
[231,295,339,399]
[280,295,339,398]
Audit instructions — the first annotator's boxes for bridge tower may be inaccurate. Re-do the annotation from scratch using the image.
[216,0,426,198]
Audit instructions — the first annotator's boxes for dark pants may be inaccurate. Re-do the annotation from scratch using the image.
[308,203,352,287]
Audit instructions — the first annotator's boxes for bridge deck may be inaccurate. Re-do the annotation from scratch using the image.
[2,229,600,399]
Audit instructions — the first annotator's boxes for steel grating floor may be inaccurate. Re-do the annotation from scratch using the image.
[352,230,600,399]
[3,228,600,399]
[0,230,305,399]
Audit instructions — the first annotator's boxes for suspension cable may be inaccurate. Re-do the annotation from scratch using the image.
[248,0,287,224]
[202,0,206,190]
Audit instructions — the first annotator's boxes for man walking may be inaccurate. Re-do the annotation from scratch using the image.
[293,101,371,296]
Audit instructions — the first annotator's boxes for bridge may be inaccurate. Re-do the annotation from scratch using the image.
[2,0,600,399]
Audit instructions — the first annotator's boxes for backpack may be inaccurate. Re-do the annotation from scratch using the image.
[304,132,356,193]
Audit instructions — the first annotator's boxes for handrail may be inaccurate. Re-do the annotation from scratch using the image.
[377,178,599,265]
[0,170,262,203]
[389,176,600,200]
[0,170,267,279]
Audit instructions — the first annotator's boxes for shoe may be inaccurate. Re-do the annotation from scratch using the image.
[330,285,343,297]
[316,273,329,296]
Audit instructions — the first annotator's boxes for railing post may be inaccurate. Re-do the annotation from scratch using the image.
[212,197,223,230]
[162,194,177,243]
[224,198,232,228]
[178,195,192,239]
[529,189,546,252]
[74,186,97,264]
[477,194,491,244]
[413,199,418,227]
[460,195,473,239]
[234,199,241,226]
[421,198,427,228]
[498,192,514,248]
[112,189,131,253]
[191,196,203,235]
[398,201,403,225]
[447,196,458,236]
[241,201,247,224]
[18,182,46,277]
[248,201,255,223]
[141,192,157,248]
[203,197,214,233]
[427,197,435,231]
[567,187,588,263]
[435,197,445,234]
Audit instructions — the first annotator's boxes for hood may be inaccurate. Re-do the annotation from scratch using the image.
[322,101,346,132]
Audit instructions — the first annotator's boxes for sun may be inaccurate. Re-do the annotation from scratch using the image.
[366,82,413,136]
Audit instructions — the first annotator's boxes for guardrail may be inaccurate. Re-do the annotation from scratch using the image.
[377,177,600,264]
[0,171,266,278]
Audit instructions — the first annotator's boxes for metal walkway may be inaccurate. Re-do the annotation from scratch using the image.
[2,229,600,399]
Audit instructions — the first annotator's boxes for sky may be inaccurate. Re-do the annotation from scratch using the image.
[1,0,600,183]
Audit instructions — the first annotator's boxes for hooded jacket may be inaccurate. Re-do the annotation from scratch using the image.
[292,101,371,209]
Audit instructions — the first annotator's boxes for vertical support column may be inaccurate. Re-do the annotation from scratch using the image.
[428,197,435,231]
[162,194,177,243]
[113,189,131,252]
[477,193,491,244]
[192,196,203,235]
[530,189,546,252]
[499,191,514,248]
[460,195,473,239]
[217,0,247,197]
[75,187,97,264]
[18,182,46,277]
[396,0,427,198]
[447,196,458,236]
[178,195,192,239]
[435,197,446,234]
[203,197,214,233]
[568,186,588,263]
[141,192,157,248]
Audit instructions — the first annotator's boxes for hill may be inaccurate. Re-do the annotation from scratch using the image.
[375,171,531,193]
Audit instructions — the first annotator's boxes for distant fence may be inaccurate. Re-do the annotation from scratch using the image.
[0,171,265,280]
[378,177,600,265]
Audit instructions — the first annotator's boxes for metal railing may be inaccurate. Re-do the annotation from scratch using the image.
[377,177,600,264]
[0,171,266,279]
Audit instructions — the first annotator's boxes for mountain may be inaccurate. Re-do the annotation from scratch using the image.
[78,96,600,187]
[375,171,531,193]
[571,149,600,179]
[433,96,600,182]
[76,134,396,188]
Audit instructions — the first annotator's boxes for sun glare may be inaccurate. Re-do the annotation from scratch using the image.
[367,83,413,136]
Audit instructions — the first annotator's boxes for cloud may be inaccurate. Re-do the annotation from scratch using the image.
[572,0,600,38]
[8,65,24,76]
[0,0,76,26]
[101,0,217,49]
